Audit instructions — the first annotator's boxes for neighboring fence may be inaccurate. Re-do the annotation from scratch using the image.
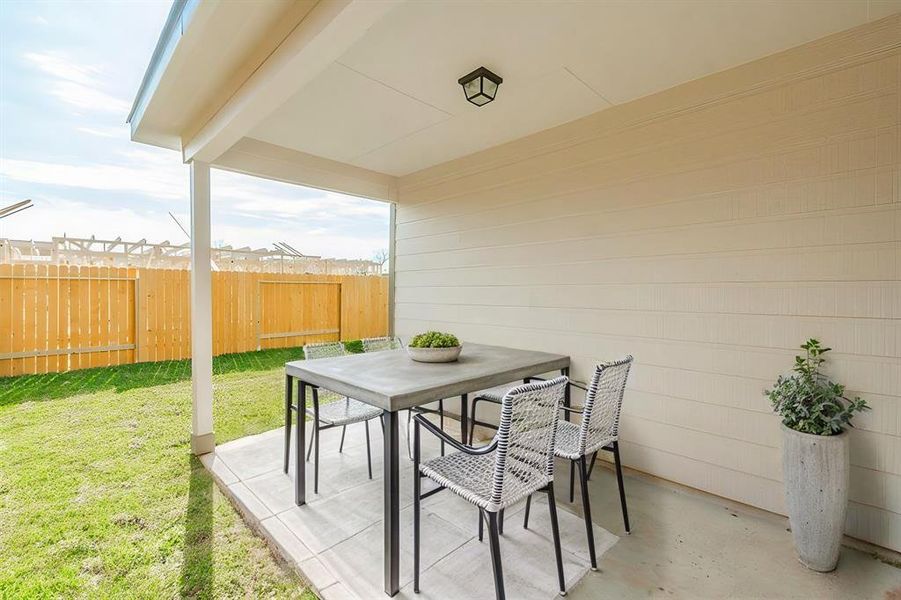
[0,264,388,377]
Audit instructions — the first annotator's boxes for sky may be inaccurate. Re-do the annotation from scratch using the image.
[0,0,390,261]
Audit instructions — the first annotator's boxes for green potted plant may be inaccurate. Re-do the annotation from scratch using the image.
[406,331,462,363]
[766,339,869,572]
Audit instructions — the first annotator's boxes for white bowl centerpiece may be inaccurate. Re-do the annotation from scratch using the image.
[406,331,462,363]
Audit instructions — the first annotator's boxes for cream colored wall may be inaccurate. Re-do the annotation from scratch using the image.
[394,16,901,551]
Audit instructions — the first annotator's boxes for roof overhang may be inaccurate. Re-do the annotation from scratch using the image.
[127,0,328,152]
[129,0,901,193]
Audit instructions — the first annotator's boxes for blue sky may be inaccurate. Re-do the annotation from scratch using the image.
[0,1,389,260]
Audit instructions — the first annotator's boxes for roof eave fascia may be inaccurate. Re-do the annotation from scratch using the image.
[126,0,200,139]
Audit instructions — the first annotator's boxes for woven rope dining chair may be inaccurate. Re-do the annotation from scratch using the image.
[523,356,633,570]
[282,341,382,494]
[361,336,402,352]
[412,376,569,599]
[468,356,634,569]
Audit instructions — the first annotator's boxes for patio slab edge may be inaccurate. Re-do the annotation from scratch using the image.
[201,450,334,599]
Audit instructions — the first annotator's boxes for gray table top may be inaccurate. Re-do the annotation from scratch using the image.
[285,343,570,412]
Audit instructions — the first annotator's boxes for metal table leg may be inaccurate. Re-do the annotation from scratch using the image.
[382,410,400,596]
[295,379,307,506]
[284,374,292,473]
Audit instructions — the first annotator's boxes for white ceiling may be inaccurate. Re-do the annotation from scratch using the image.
[248,0,901,176]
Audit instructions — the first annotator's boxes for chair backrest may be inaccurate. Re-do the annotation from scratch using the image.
[489,376,567,511]
[361,336,402,353]
[578,355,633,456]
[303,341,346,361]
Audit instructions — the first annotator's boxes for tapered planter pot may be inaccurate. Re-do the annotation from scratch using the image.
[781,424,849,572]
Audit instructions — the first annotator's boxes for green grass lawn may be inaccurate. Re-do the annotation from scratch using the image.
[0,345,361,599]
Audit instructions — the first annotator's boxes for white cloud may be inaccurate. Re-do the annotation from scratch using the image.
[50,81,131,114]
[224,190,387,220]
[23,51,130,114]
[0,153,389,226]
[0,198,180,244]
[77,125,127,139]
[24,52,98,85]
[210,170,388,220]
[0,155,186,199]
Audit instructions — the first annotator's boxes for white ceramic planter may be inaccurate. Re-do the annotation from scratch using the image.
[781,424,849,572]
[406,345,462,363]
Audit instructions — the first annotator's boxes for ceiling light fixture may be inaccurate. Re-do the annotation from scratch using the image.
[458,66,503,107]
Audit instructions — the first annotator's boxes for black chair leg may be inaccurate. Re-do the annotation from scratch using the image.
[577,456,598,570]
[586,451,598,481]
[569,460,575,503]
[339,425,347,453]
[612,441,630,533]
[499,508,505,535]
[284,379,292,474]
[478,509,484,542]
[365,420,373,479]
[487,511,505,600]
[413,421,421,593]
[523,494,532,529]
[546,482,567,595]
[306,426,315,462]
[438,399,445,456]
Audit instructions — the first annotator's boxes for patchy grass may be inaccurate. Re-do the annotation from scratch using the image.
[0,345,362,599]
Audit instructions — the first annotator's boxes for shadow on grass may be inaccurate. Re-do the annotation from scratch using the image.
[180,455,214,599]
[0,346,320,407]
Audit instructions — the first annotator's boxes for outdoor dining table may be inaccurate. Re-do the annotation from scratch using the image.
[284,342,570,596]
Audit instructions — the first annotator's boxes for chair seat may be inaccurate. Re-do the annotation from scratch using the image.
[472,383,517,403]
[306,397,381,426]
[554,420,615,460]
[420,448,549,512]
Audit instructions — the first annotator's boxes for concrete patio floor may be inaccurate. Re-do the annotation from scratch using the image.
[203,418,901,600]
[204,419,618,599]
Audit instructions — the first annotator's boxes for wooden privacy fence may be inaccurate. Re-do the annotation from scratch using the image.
[0,264,389,377]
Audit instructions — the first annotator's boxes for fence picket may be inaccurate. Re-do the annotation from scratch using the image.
[0,267,387,375]
[0,265,11,377]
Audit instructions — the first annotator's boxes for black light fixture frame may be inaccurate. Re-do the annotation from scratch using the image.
[458,66,503,106]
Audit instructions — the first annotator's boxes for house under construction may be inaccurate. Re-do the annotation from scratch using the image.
[0,235,383,275]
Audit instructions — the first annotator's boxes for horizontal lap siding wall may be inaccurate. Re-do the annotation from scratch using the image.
[394,16,901,551]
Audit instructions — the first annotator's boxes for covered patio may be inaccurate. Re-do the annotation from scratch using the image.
[129,1,900,598]
[205,419,899,599]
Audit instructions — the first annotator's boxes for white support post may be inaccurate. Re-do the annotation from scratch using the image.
[387,202,396,337]
[190,161,215,455]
